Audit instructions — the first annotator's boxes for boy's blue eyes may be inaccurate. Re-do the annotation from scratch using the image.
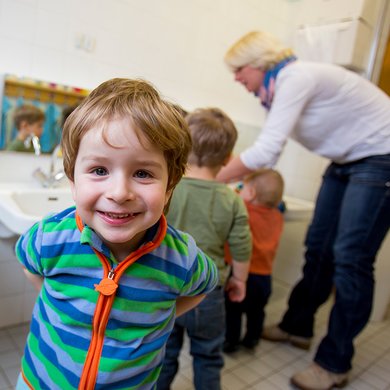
[94,167,107,176]
[135,170,151,179]
[91,168,151,179]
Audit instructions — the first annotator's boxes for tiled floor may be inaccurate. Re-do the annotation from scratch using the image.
[1,280,389,390]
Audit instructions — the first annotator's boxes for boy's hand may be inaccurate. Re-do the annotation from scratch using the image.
[225,276,246,302]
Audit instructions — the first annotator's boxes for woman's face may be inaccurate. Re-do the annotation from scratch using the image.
[234,65,264,94]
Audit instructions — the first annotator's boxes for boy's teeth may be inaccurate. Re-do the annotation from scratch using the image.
[106,212,131,219]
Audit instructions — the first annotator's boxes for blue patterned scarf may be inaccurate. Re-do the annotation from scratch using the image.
[258,54,297,110]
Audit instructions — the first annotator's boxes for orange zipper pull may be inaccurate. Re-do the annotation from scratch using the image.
[94,269,118,296]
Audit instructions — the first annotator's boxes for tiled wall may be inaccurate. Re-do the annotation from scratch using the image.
[0,0,382,201]
[0,237,38,328]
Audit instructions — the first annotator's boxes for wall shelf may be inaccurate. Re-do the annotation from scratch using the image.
[3,76,89,105]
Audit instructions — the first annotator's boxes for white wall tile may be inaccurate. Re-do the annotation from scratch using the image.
[30,47,65,82]
[35,8,69,50]
[0,294,23,327]
[0,37,33,76]
[0,1,37,43]
[0,262,25,296]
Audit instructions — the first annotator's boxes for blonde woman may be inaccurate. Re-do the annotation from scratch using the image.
[218,30,390,390]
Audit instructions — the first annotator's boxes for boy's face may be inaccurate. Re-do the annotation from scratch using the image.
[70,118,171,260]
[21,120,44,138]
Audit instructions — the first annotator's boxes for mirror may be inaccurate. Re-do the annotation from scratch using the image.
[0,75,89,153]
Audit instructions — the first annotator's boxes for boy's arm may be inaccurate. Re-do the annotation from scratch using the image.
[225,259,249,302]
[22,266,43,291]
[225,193,252,302]
[176,294,206,317]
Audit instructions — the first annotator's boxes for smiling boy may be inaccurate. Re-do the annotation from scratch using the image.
[15,78,218,390]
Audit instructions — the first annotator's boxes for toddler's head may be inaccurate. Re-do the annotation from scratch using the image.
[241,169,284,208]
[186,107,238,168]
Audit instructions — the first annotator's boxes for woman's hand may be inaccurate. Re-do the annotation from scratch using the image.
[216,156,253,183]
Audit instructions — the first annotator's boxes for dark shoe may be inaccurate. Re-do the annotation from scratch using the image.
[291,363,349,390]
[223,341,240,353]
[262,324,312,350]
[241,338,259,350]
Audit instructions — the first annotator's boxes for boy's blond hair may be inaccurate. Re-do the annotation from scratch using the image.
[13,105,45,129]
[224,30,293,72]
[61,78,192,193]
[244,169,284,208]
[186,107,237,167]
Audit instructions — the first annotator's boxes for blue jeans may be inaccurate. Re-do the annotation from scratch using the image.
[157,287,225,390]
[279,154,390,373]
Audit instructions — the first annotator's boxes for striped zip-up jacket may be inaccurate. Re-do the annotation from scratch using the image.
[16,207,218,390]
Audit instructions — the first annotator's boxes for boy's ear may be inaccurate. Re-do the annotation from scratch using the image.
[246,185,257,202]
[164,188,173,206]
[69,180,76,201]
[222,153,233,166]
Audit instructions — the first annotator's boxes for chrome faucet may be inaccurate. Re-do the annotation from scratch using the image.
[33,144,66,188]
[24,134,41,156]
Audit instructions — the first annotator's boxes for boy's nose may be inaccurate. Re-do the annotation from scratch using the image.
[107,176,135,203]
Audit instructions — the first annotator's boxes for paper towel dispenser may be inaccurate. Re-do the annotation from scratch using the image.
[292,0,383,72]
[294,19,373,71]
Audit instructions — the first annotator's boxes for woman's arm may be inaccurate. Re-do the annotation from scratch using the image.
[219,65,315,183]
[176,294,206,317]
[216,155,253,183]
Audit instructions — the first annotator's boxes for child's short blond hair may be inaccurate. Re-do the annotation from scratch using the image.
[13,105,45,129]
[186,107,237,167]
[244,169,284,208]
[61,78,192,192]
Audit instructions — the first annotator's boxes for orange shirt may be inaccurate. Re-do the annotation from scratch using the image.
[226,201,283,276]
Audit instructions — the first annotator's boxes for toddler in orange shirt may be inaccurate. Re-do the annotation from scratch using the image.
[224,168,284,352]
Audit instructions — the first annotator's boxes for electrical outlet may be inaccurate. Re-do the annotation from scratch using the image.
[74,33,96,53]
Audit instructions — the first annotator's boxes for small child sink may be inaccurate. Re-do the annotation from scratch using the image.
[11,190,74,217]
[0,186,74,237]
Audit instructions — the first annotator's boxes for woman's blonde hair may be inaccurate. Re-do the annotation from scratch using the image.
[224,31,292,72]
[61,78,191,194]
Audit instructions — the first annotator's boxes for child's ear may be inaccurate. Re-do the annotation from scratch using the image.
[222,153,233,166]
[69,180,76,201]
[164,188,173,206]
[244,185,257,202]
[240,184,256,202]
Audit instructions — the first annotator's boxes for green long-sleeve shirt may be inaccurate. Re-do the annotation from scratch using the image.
[167,177,252,285]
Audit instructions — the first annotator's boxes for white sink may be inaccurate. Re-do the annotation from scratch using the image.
[0,186,74,237]
[11,190,74,217]
[283,195,314,221]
